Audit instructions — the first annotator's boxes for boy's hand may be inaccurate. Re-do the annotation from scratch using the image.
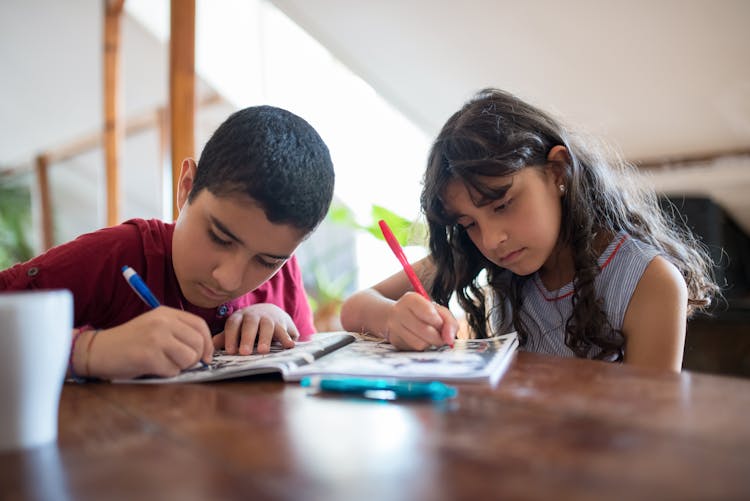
[213,303,299,355]
[85,307,213,380]
[386,292,458,351]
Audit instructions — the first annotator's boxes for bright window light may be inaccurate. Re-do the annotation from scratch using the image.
[126,0,432,290]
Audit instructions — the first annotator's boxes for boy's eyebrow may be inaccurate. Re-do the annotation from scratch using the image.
[210,216,291,260]
[259,251,291,260]
[211,216,245,245]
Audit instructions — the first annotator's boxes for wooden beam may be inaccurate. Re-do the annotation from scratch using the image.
[635,148,750,170]
[170,0,196,220]
[0,93,221,177]
[103,0,125,227]
[35,155,54,250]
[50,109,161,165]
[158,106,169,217]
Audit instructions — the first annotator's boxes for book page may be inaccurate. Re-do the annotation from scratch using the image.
[115,332,356,384]
[287,333,519,383]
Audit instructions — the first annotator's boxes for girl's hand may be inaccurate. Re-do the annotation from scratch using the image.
[213,303,299,355]
[84,307,213,380]
[386,292,458,351]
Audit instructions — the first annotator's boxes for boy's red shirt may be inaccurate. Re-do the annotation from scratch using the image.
[0,218,316,339]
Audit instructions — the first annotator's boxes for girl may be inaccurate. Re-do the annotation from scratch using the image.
[341,88,717,372]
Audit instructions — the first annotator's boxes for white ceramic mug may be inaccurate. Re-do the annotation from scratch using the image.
[0,289,73,451]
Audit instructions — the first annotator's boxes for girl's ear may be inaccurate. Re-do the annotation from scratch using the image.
[176,158,197,211]
[546,145,571,186]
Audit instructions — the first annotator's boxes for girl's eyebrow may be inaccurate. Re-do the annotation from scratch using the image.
[473,181,513,207]
[441,179,514,221]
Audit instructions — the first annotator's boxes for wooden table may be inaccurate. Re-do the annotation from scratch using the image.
[2,352,750,500]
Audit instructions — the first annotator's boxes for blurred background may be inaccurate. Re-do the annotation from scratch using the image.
[1,0,748,375]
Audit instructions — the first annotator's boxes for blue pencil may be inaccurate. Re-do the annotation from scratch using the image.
[121,265,209,369]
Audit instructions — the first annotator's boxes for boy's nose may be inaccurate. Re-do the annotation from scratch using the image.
[212,259,245,293]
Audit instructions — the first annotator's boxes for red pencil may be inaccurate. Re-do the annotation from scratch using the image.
[378,220,430,300]
[379,220,454,348]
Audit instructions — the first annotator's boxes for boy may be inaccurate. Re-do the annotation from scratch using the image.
[0,106,335,380]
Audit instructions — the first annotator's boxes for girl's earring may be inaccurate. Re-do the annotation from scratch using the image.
[559,184,566,194]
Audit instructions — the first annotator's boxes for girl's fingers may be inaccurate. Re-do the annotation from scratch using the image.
[435,306,458,347]
[400,306,445,345]
[388,315,438,351]
[404,293,443,326]
[403,319,443,347]
[389,297,453,350]
[391,327,432,351]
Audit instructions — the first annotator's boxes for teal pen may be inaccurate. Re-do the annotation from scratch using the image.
[300,376,458,401]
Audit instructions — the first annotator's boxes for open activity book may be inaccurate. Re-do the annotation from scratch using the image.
[118,331,519,385]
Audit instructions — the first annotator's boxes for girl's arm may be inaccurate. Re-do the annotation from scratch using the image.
[622,255,688,372]
[340,257,457,350]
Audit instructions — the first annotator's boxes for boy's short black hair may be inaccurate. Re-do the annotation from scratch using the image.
[189,105,335,233]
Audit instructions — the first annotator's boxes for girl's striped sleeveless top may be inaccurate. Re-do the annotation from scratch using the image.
[490,232,661,358]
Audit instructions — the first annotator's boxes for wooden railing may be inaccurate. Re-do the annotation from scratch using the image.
[9,0,201,251]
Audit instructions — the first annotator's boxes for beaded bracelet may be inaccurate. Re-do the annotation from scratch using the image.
[68,328,86,383]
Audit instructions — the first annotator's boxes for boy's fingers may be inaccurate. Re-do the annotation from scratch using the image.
[202,333,214,364]
[287,323,300,342]
[274,322,296,348]
[153,356,182,378]
[183,315,215,363]
[212,332,225,349]
[171,328,213,368]
[164,341,203,372]
[172,311,214,361]
[238,314,261,355]
[254,317,275,353]
[223,313,244,354]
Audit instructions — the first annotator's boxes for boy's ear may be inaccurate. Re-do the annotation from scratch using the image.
[546,145,571,186]
[176,158,197,211]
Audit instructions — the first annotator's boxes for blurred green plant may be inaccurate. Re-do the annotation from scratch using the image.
[0,182,34,270]
[327,202,427,247]
[306,202,427,331]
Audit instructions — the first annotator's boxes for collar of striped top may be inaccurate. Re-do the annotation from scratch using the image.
[532,232,630,302]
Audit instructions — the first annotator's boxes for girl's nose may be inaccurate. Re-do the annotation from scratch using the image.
[482,224,508,251]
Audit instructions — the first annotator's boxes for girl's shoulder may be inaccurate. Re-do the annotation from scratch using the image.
[598,231,660,271]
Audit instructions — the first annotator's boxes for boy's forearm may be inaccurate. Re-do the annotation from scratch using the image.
[340,289,394,338]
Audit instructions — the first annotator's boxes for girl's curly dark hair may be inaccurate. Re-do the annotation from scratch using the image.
[421,88,717,360]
